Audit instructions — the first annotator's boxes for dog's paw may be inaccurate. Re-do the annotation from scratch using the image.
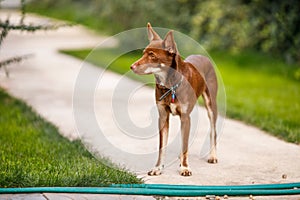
[207,157,218,164]
[179,166,192,176]
[148,167,162,176]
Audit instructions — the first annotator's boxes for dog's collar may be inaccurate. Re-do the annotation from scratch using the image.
[159,76,183,102]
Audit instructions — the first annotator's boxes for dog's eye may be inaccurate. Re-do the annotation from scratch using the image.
[148,52,156,59]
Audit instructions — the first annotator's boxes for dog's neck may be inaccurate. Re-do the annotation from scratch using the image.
[155,56,182,89]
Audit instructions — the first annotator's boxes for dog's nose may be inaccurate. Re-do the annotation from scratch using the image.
[130,64,136,70]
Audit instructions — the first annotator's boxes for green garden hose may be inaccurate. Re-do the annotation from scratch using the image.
[111,182,300,190]
[0,182,299,197]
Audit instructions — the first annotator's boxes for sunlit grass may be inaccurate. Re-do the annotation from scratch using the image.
[0,89,141,187]
[213,51,299,143]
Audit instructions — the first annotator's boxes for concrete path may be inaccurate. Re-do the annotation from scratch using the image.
[0,11,299,199]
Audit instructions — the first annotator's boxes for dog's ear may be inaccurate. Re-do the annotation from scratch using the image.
[147,23,161,41]
[163,31,178,55]
[163,31,181,68]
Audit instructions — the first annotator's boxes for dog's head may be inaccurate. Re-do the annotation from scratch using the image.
[131,23,180,75]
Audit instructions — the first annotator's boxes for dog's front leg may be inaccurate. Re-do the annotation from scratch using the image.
[148,105,169,176]
[180,114,192,176]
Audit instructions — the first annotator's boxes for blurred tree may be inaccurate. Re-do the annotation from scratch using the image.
[90,0,200,33]
[27,0,300,64]
[191,0,300,63]
[249,0,300,63]
[190,0,252,52]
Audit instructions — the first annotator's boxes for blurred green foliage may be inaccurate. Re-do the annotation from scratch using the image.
[28,0,300,65]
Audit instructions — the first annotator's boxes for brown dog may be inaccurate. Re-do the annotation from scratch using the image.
[130,23,218,176]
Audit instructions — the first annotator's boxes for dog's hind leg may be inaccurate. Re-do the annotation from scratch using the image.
[148,104,169,176]
[203,89,218,164]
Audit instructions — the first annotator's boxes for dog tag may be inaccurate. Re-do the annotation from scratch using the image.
[171,91,176,103]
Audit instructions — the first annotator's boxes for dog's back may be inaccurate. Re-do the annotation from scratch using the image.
[185,55,218,117]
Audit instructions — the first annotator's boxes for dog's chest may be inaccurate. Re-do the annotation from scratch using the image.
[169,103,189,115]
[169,103,178,115]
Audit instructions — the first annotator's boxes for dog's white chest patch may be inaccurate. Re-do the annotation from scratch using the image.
[169,103,189,115]
[170,103,177,115]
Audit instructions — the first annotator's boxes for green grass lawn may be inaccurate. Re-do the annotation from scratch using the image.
[212,51,299,143]
[0,89,141,187]
[62,48,300,144]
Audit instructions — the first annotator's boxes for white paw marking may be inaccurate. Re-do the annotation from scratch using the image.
[148,166,163,176]
[179,166,192,176]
